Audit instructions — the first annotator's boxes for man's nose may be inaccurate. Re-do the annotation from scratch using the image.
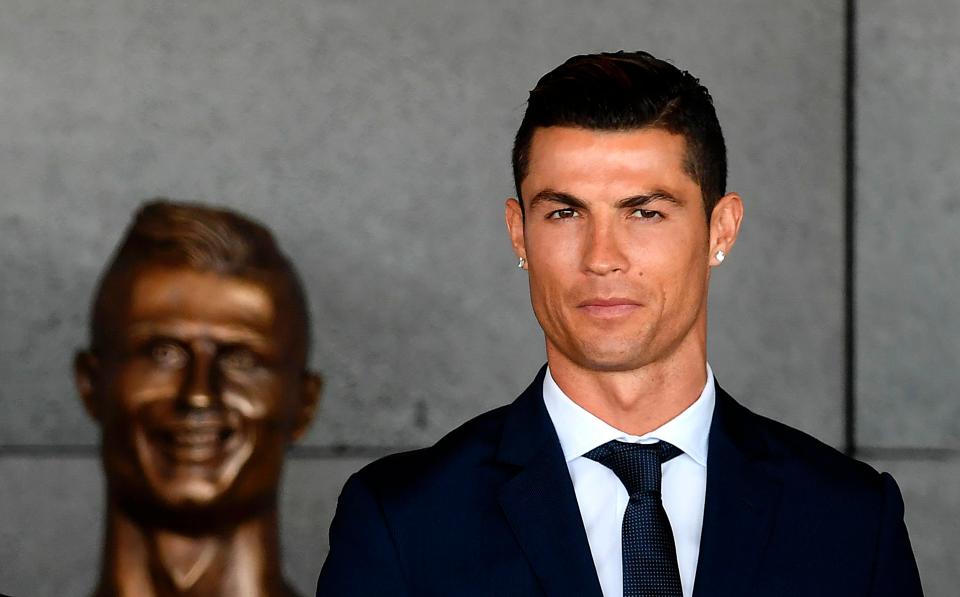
[582,218,628,275]
[179,341,220,410]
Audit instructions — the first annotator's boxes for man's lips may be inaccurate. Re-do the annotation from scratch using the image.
[577,298,643,318]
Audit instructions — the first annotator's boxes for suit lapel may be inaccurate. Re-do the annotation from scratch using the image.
[496,368,604,597]
[693,385,782,597]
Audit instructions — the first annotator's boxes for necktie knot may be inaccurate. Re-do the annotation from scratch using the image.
[583,440,682,496]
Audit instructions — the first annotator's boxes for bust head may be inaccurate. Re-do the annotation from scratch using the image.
[75,199,321,529]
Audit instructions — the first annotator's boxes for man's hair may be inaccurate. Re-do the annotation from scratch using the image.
[90,199,311,359]
[511,50,727,219]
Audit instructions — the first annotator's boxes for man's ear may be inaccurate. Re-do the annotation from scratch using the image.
[74,351,102,422]
[290,371,322,442]
[709,192,744,266]
[504,198,528,268]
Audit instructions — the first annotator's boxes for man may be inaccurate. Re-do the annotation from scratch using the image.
[76,200,321,596]
[317,51,922,596]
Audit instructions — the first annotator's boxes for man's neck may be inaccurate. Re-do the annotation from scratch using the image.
[546,337,708,436]
[94,499,296,597]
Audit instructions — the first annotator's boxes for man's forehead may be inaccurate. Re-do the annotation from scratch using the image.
[521,126,700,201]
[528,126,688,166]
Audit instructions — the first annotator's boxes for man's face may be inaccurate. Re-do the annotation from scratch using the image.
[76,266,319,518]
[506,126,737,373]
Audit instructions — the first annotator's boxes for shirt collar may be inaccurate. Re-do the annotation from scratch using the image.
[542,364,715,467]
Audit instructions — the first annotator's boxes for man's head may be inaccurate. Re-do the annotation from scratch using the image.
[512,51,727,220]
[505,51,743,375]
[75,200,321,528]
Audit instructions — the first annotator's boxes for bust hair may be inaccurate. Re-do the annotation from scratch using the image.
[89,198,311,360]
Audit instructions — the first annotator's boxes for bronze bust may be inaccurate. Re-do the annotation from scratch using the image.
[75,200,321,597]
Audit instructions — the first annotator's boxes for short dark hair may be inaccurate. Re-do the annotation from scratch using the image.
[511,51,727,219]
[90,199,311,360]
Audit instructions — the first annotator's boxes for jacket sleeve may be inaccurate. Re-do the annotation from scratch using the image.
[868,472,924,596]
[316,472,411,597]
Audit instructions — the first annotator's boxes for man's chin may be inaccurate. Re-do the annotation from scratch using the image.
[566,340,654,373]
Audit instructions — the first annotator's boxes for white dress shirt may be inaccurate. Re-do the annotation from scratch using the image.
[542,365,716,597]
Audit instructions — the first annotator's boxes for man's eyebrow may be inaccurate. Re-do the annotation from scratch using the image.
[527,189,588,210]
[615,191,682,209]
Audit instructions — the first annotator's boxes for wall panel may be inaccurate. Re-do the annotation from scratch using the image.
[856,0,960,448]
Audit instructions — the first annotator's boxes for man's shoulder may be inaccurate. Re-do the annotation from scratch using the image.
[726,393,886,497]
[350,401,515,501]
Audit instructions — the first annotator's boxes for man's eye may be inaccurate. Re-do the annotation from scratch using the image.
[632,208,662,220]
[548,208,579,219]
[219,348,259,372]
[150,342,188,369]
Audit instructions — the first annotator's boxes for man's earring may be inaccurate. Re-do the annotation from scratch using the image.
[517,257,526,269]
[715,249,725,264]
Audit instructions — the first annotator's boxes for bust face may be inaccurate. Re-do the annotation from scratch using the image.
[77,265,319,521]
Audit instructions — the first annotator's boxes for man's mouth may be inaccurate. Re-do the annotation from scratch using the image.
[578,297,643,318]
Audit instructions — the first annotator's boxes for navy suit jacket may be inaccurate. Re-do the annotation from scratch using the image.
[317,369,922,596]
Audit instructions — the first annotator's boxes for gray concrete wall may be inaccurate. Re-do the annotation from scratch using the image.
[856,1,960,593]
[0,1,953,595]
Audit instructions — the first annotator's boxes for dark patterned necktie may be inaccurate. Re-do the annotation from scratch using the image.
[584,440,684,597]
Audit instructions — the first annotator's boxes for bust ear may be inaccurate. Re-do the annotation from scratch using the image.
[290,371,322,442]
[74,351,102,422]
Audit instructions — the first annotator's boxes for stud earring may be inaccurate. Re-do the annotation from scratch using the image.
[517,257,526,269]
[715,249,726,263]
